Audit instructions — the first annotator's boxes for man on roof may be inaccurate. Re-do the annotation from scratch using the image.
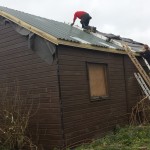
[71,11,92,30]
[139,44,150,65]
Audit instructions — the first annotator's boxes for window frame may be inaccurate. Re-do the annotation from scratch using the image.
[86,62,110,101]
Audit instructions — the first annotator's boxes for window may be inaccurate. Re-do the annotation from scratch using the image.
[87,63,109,100]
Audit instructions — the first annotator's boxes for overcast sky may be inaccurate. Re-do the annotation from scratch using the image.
[0,0,150,45]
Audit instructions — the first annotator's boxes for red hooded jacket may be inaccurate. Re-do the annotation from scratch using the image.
[73,11,87,23]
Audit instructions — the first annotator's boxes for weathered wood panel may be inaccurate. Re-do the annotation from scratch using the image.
[0,23,63,149]
[58,45,139,147]
[123,56,141,111]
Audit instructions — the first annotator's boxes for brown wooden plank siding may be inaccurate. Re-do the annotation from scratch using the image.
[123,56,141,111]
[0,23,64,149]
[57,45,139,147]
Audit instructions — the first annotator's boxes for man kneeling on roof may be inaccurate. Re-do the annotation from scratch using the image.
[139,44,150,65]
[71,11,92,30]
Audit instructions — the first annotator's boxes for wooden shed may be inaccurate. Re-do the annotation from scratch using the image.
[0,6,143,149]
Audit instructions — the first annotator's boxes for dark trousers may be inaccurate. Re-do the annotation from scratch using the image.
[80,13,92,29]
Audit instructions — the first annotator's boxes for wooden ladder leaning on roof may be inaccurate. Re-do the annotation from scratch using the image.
[123,44,150,88]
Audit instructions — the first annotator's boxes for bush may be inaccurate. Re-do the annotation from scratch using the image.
[0,82,38,150]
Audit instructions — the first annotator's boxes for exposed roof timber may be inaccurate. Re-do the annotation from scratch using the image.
[58,39,128,55]
[91,32,123,47]
[0,9,59,45]
[74,25,123,48]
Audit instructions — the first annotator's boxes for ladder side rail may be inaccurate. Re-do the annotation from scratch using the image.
[143,58,150,71]
[134,73,150,97]
[137,73,150,95]
[125,46,149,75]
[126,47,148,73]
[125,48,145,72]
[127,51,150,86]
[124,45,150,87]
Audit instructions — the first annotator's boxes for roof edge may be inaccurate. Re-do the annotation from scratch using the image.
[58,39,128,55]
[0,9,59,45]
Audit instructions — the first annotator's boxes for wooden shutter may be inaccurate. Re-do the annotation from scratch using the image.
[88,63,108,97]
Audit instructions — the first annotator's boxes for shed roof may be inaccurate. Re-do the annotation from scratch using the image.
[0,6,143,54]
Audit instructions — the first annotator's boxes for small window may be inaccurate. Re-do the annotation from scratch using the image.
[87,63,109,100]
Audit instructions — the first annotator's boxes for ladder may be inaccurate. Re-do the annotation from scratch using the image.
[134,73,150,100]
[143,58,150,70]
[123,44,150,87]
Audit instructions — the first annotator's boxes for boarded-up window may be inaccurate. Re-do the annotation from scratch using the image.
[88,63,108,97]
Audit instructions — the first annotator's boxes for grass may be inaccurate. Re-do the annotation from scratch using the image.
[72,125,150,150]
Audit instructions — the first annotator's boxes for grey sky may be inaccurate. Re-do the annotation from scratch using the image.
[0,0,149,45]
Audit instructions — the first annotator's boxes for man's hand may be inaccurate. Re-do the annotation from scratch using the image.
[71,23,74,26]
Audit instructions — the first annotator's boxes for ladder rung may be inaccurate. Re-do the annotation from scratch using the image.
[134,73,150,100]
[124,44,150,87]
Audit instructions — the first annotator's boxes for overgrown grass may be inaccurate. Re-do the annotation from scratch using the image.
[72,125,150,150]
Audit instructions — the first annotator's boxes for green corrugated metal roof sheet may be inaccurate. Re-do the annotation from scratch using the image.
[0,6,123,50]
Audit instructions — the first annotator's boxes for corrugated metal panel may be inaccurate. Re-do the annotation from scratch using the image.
[0,6,122,50]
[98,32,144,52]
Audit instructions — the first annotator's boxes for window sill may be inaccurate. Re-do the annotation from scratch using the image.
[90,96,109,102]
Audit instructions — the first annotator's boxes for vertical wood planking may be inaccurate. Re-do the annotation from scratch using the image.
[57,45,139,147]
[0,23,63,149]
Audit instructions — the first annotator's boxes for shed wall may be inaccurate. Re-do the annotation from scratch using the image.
[0,23,63,149]
[123,56,141,111]
[57,45,139,147]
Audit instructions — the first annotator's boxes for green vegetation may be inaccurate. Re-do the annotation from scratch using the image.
[73,125,150,150]
[0,83,38,150]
